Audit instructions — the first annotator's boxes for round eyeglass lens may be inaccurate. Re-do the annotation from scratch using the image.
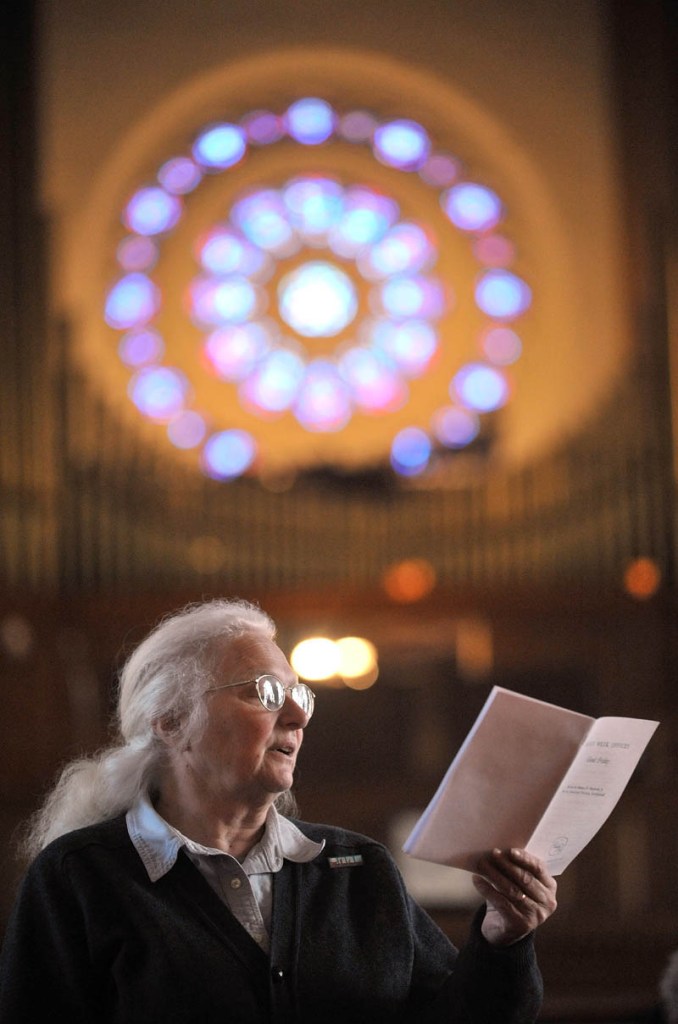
[291,683,314,717]
[257,675,284,710]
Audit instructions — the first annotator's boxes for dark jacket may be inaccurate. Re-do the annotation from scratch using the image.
[0,815,543,1023]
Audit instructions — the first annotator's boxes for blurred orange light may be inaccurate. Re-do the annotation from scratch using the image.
[290,637,340,680]
[623,557,661,600]
[382,558,436,603]
[335,636,377,679]
[343,664,379,690]
[455,617,493,680]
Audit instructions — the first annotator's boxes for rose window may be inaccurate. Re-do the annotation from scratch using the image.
[104,97,531,481]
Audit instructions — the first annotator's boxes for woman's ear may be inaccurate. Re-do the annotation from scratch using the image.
[152,712,182,745]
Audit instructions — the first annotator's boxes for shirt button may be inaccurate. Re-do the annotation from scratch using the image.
[230,877,242,890]
[272,968,285,982]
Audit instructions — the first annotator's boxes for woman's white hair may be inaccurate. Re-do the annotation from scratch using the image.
[20,598,296,862]
[660,949,678,1023]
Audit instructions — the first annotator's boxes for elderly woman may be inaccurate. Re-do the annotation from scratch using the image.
[0,599,556,1023]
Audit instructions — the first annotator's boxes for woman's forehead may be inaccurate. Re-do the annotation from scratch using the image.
[222,634,287,680]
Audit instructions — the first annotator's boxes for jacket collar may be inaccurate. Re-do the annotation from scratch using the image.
[126,793,324,883]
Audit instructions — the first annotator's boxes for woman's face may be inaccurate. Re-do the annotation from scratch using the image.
[176,634,310,812]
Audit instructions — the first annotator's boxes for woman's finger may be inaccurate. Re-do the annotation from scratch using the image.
[475,848,557,912]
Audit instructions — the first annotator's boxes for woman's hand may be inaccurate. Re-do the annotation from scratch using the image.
[472,847,557,946]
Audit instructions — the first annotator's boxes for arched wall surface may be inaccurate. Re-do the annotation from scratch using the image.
[40,0,630,475]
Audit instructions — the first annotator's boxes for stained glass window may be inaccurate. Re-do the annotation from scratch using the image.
[105,97,532,480]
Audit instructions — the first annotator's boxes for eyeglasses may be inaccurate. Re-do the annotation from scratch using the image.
[205,673,315,719]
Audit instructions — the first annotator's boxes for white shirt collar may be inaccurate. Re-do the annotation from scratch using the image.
[126,793,324,883]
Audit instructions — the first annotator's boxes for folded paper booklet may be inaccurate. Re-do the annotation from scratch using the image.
[403,686,658,875]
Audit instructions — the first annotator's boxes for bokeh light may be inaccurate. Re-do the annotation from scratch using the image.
[419,153,460,187]
[452,363,510,412]
[158,156,203,195]
[382,558,436,602]
[431,405,480,448]
[189,276,262,327]
[373,119,431,170]
[231,190,298,256]
[203,323,271,381]
[338,110,377,143]
[369,319,438,376]
[118,327,164,367]
[289,635,378,689]
[456,617,494,680]
[239,349,305,414]
[105,273,160,330]
[339,347,407,413]
[197,228,269,277]
[283,176,344,241]
[391,427,432,476]
[202,429,256,479]
[328,188,398,257]
[473,234,515,267]
[167,411,207,449]
[623,557,662,600]
[475,270,531,319]
[285,97,336,145]
[480,326,523,365]
[294,360,352,432]
[124,187,182,236]
[290,637,341,681]
[116,235,158,272]
[378,276,446,319]
[129,367,189,421]
[335,636,378,679]
[442,183,503,233]
[192,123,247,169]
[342,665,379,690]
[358,222,434,280]
[336,636,379,690]
[241,110,284,146]
[278,261,358,337]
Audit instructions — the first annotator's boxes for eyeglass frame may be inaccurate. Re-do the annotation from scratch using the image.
[204,673,315,719]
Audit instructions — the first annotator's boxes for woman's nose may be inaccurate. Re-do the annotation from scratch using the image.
[280,693,310,727]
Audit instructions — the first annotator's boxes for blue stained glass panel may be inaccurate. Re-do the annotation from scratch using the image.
[285,97,336,145]
[203,429,256,479]
[193,123,247,169]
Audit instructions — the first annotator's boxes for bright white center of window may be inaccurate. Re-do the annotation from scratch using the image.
[278,260,358,337]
